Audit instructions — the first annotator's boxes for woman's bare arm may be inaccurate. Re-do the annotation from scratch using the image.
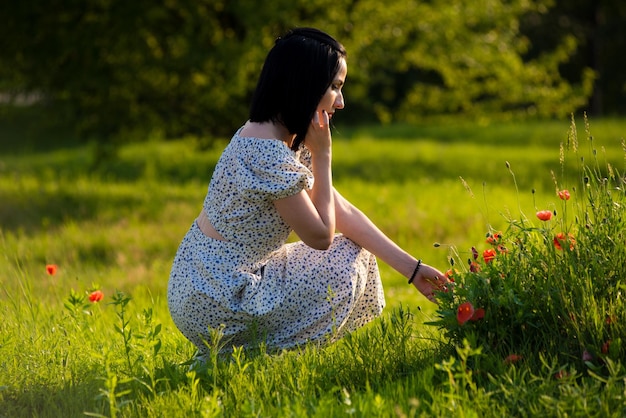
[274,188,334,250]
[274,111,335,250]
[334,189,448,301]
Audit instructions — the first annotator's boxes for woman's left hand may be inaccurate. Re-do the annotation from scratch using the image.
[304,110,331,156]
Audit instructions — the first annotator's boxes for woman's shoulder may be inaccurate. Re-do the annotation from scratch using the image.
[227,125,294,161]
[237,121,294,145]
[229,132,288,157]
[238,122,272,140]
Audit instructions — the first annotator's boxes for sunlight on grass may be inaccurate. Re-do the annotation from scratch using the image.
[1,118,625,416]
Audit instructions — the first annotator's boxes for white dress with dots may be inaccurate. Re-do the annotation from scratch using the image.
[167,128,385,354]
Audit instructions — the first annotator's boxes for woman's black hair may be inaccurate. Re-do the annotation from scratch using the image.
[248,27,347,150]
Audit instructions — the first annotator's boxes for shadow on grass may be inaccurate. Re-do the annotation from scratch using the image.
[0,360,105,418]
[0,183,149,234]
[0,358,196,418]
[2,115,619,236]
[0,106,85,154]
[334,120,574,146]
[0,145,565,236]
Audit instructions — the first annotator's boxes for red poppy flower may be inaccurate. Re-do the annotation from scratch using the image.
[89,290,104,303]
[486,231,502,245]
[457,302,475,325]
[558,189,571,200]
[602,340,611,354]
[504,354,522,365]
[483,248,497,263]
[470,308,485,321]
[46,264,58,276]
[469,261,481,273]
[497,245,508,254]
[536,210,552,221]
[444,269,455,282]
[471,246,479,260]
[554,232,576,250]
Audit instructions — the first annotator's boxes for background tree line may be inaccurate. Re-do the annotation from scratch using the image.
[0,0,623,149]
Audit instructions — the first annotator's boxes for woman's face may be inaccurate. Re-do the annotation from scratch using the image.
[317,58,347,120]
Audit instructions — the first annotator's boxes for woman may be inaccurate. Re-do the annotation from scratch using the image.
[168,27,448,358]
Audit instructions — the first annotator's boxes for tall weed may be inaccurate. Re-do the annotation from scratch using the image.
[429,115,626,375]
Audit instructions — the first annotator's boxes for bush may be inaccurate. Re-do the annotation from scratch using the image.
[429,115,626,374]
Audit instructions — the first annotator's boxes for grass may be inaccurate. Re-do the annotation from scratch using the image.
[1,114,625,416]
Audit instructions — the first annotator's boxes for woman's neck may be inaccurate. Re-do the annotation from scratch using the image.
[242,121,295,147]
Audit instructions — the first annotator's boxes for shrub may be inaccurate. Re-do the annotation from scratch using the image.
[428,115,626,374]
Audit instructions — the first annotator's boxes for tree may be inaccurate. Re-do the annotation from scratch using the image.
[338,0,594,123]
[0,0,600,153]
[520,0,626,115]
[0,0,274,146]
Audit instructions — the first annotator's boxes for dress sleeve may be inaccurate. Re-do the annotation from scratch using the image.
[297,145,312,171]
[238,142,314,202]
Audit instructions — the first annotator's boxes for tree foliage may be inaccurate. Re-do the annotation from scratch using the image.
[0,0,617,147]
[520,0,626,115]
[336,0,594,123]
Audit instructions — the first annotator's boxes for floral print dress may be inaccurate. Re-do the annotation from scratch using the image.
[167,127,385,356]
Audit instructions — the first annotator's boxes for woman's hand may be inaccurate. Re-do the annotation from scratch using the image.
[304,110,331,156]
[274,109,335,250]
[411,263,449,303]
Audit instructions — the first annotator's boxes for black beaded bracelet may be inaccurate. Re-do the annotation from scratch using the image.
[408,259,422,284]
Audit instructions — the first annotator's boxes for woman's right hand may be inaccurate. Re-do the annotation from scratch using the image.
[411,263,449,303]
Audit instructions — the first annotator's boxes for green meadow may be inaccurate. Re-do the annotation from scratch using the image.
[1,116,626,416]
